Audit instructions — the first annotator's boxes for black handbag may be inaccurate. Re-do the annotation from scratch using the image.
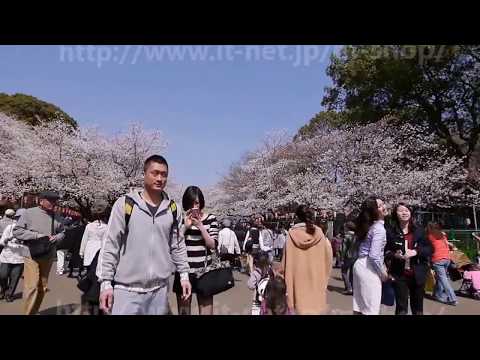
[78,251,101,298]
[196,250,235,298]
[27,214,55,259]
[77,274,92,293]
[28,239,54,259]
[381,280,395,306]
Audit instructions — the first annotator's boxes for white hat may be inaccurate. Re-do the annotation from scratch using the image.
[4,209,15,217]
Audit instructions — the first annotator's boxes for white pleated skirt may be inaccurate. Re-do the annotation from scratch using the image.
[353,257,382,315]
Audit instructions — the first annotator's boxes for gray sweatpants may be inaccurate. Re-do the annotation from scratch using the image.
[112,285,171,315]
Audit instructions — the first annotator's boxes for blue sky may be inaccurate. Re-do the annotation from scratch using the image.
[0,45,336,187]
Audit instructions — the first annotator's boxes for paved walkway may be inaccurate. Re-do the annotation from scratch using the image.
[0,264,478,315]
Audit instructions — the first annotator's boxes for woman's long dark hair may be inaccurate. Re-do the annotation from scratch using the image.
[391,202,416,233]
[264,276,288,315]
[295,205,316,235]
[355,196,381,241]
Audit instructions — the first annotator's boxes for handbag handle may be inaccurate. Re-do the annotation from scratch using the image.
[51,213,55,236]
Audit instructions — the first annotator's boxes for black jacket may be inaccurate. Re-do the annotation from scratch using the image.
[66,224,86,269]
[385,225,432,285]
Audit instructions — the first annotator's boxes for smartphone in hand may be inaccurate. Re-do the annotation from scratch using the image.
[190,208,201,219]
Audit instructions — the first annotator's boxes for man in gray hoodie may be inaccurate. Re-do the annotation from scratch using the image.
[13,191,65,315]
[97,155,191,315]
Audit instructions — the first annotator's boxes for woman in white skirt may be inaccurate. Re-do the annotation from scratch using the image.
[79,209,108,270]
[352,197,391,315]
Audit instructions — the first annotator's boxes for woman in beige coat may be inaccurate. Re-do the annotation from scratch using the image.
[282,205,333,315]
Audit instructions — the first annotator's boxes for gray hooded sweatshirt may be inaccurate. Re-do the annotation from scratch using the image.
[96,190,189,293]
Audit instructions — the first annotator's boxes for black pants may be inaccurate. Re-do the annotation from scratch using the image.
[341,258,355,292]
[0,263,24,297]
[392,275,425,315]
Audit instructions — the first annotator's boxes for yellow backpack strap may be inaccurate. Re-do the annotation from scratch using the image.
[169,200,179,243]
[124,196,136,230]
[169,200,178,227]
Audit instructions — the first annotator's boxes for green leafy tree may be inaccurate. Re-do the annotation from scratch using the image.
[322,45,480,168]
[0,93,77,128]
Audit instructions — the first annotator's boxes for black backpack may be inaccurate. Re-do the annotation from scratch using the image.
[245,227,260,253]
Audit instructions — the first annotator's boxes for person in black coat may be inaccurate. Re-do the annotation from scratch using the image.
[385,203,432,315]
[65,220,87,277]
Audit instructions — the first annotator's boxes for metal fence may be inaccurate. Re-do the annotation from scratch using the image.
[446,230,480,261]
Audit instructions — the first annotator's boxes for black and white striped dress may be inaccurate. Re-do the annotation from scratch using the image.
[184,214,219,273]
[173,213,219,295]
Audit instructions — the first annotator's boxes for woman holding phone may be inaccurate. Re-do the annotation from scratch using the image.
[173,186,219,315]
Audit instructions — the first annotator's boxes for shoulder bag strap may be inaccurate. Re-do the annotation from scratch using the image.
[51,213,55,236]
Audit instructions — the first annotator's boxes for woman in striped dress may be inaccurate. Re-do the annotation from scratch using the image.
[174,186,219,315]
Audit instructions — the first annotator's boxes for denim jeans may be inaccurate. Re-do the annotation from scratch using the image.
[432,259,457,303]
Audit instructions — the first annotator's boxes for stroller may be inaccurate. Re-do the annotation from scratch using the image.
[449,248,480,300]
[457,263,480,300]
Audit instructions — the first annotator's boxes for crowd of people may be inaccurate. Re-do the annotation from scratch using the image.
[0,154,479,315]
[335,198,480,315]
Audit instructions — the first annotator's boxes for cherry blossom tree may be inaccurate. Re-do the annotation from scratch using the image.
[0,114,168,219]
[216,119,468,216]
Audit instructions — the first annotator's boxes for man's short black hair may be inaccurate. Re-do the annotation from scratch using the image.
[144,155,169,173]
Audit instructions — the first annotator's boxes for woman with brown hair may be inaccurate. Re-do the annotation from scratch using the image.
[352,196,390,315]
[427,222,457,305]
[281,205,333,315]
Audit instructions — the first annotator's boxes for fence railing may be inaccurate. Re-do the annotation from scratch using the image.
[446,229,479,261]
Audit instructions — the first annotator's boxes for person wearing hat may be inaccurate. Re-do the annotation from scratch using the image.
[0,209,16,252]
[217,218,241,268]
[0,208,29,302]
[13,191,66,315]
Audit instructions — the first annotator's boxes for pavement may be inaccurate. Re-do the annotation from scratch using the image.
[0,263,479,315]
